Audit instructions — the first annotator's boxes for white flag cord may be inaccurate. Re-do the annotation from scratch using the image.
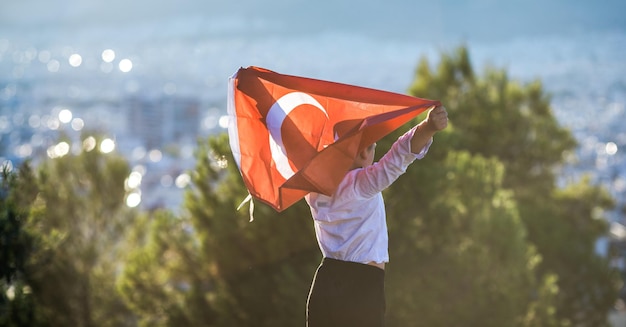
[236,193,255,222]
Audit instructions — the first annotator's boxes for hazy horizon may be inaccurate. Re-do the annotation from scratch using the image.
[2,0,625,45]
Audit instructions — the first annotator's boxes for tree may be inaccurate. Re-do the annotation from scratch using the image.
[117,209,214,327]
[183,134,319,327]
[379,136,560,326]
[16,134,138,327]
[118,133,320,326]
[0,163,44,327]
[404,46,618,326]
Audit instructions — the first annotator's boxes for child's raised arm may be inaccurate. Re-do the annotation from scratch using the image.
[410,105,448,153]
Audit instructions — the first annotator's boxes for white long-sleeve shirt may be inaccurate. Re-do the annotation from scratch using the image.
[305,126,432,264]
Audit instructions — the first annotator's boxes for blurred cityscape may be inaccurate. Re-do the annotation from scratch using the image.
[1,36,624,215]
[0,55,226,211]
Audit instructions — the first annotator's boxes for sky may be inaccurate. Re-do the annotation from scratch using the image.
[2,0,625,44]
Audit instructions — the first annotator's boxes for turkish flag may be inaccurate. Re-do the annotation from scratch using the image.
[228,66,440,212]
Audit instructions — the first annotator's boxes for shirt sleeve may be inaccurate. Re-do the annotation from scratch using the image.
[351,126,432,199]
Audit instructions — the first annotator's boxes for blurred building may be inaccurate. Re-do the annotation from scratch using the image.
[127,96,200,149]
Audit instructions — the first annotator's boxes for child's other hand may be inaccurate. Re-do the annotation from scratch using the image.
[426,105,448,132]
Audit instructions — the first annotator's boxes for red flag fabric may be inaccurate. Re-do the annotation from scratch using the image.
[228,66,440,212]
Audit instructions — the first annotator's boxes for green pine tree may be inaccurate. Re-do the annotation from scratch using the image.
[17,134,138,327]
[118,134,320,326]
[0,163,44,327]
[404,46,618,326]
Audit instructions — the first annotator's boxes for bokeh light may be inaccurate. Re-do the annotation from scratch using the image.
[101,49,115,63]
[47,59,60,72]
[606,142,618,155]
[15,144,32,157]
[38,50,51,63]
[68,54,82,67]
[28,115,41,128]
[175,173,190,188]
[218,115,229,128]
[58,109,72,123]
[47,141,70,158]
[100,138,115,153]
[148,149,162,162]
[126,171,142,189]
[133,165,146,176]
[131,146,146,160]
[119,59,133,72]
[83,136,96,152]
[71,118,84,131]
[126,192,141,208]
[46,117,60,130]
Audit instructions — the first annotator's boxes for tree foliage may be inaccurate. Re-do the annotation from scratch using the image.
[118,134,320,327]
[0,163,43,327]
[4,134,139,327]
[380,133,561,325]
[117,209,213,327]
[184,134,319,327]
[405,46,618,326]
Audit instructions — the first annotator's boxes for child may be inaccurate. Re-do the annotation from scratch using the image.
[305,105,448,327]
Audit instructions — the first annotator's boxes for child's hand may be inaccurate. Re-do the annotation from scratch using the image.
[426,105,448,132]
[411,105,448,153]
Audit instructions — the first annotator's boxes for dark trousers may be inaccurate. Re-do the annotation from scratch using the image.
[307,257,386,327]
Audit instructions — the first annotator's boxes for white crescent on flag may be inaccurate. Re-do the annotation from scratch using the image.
[267,92,328,180]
